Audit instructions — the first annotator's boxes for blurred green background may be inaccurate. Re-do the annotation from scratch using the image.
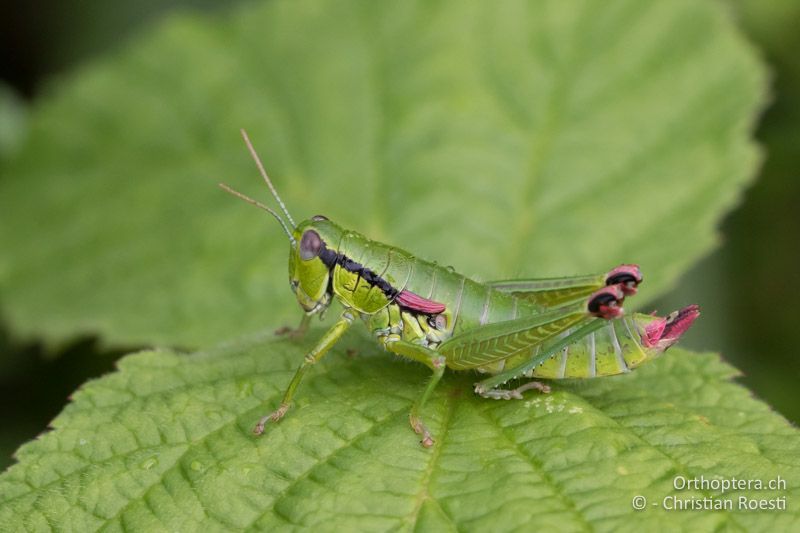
[0,0,798,472]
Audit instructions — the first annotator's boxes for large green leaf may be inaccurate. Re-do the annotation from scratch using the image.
[0,0,765,347]
[1,330,797,530]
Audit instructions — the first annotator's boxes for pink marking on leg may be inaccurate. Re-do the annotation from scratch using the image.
[605,264,643,296]
[588,284,625,319]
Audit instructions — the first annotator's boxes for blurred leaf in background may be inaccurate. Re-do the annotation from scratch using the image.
[0,0,763,350]
[653,0,800,423]
[1,0,234,97]
[0,85,27,158]
[1,0,238,472]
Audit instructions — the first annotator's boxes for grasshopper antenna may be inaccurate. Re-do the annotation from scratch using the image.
[219,183,296,245]
[240,129,296,228]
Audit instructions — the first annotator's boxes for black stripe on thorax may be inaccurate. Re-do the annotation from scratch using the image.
[319,241,398,299]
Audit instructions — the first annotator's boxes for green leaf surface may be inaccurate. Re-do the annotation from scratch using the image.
[0,0,765,347]
[1,329,797,531]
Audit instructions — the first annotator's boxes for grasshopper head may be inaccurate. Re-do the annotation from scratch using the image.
[221,130,348,316]
[289,216,343,314]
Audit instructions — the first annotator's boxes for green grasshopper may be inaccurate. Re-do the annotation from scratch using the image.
[221,130,699,447]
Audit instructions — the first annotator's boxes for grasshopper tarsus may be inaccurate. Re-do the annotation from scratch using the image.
[275,314,312,340]
[410,414,435,448]
[271,404,290,421]
[477,380,551,400]
[253,403,290,436]
[275,326,304,339]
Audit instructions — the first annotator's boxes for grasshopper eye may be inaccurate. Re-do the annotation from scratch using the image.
[299,230,323,260]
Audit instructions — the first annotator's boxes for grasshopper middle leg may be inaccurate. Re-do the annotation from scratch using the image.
[382,338,446,448]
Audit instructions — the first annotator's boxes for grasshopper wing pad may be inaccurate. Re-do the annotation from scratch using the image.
[487,274,606,308]
[440,305,589,370]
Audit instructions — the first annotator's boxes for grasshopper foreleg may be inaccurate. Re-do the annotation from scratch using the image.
[477,380,551,400]
[255,312,353,435]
